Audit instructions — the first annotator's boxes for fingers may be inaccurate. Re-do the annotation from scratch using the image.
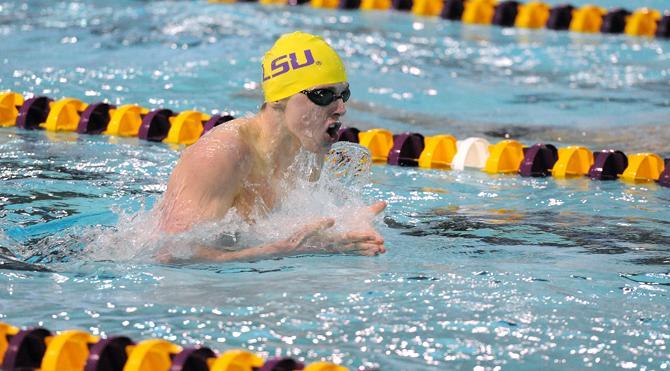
[286,216,387,257]
[306,218,336,235]
[340,230,384,245]
[360,242,385,255]
[329,230,385,255]
[338,241,386,256]
[288,217,335,247]
[367,201,387,216]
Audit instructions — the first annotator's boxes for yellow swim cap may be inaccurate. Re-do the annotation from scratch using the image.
[262,32,347,102]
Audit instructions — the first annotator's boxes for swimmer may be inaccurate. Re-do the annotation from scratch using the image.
[155,32,386,262]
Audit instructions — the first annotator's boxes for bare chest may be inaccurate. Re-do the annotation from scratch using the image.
[231,172,278,221]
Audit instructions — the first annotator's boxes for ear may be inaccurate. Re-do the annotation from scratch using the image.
[267,98,288,111]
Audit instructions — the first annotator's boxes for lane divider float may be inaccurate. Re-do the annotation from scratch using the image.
[336,126,670,188]
[0,91,668,188]
[0,322,347,371]
[208,0,670,39]
[2,93,236,145]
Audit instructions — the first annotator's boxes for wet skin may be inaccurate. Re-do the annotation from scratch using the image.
[156,82,386,262]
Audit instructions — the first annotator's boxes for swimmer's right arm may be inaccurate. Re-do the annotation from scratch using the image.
[154,129,338,263]
[157,131,249,234]
[156,129,386,262]
[190,218,337,262]
[161,212,385,263]
[153,218,335,263]
[159,201,386,263]
[156,133,270,262]
[189,212,386,262]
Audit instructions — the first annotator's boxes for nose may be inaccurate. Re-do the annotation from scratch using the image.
[333,97,346,116]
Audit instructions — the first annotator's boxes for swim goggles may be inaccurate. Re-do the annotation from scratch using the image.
[300,87,351,106]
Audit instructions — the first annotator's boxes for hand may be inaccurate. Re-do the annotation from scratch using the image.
[155,201,388,263]
[285,217,336,251]
[366,201,387,216]
[283,201,387,256]
[317,229,385,256]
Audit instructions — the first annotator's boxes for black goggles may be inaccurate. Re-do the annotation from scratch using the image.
[300,87,351,106]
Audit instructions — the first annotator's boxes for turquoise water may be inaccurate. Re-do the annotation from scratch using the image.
[1,1,670,369]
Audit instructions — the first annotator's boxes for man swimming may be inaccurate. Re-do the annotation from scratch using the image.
[155,32,386,262]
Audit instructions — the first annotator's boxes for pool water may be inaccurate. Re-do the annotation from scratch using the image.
[1,0,670,369]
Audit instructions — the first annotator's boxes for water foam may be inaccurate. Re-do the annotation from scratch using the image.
[82,142,378,263]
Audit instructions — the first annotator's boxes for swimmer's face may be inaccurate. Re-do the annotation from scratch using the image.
[284,82,348,154]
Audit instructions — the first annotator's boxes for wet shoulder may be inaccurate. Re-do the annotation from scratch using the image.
[181,118,252,173]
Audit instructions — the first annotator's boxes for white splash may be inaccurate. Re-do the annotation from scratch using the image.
[82,142,378,262]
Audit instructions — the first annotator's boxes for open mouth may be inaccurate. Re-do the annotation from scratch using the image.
[325,121,342,141]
